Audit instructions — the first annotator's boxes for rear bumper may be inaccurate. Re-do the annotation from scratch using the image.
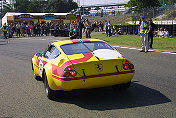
[52,70,135,91]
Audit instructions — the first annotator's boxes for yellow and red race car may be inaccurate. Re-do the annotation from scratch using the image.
[32,39,135,99]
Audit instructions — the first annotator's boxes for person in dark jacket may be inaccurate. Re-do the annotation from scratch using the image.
[148,18,156,49]
[77,20,83,39]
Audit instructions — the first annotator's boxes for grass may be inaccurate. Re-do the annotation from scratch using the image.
[87,34,176,52]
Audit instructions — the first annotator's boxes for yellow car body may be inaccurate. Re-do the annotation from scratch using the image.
[32,39,135,99]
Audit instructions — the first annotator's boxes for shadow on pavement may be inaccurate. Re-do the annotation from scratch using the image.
[53,82,171,110]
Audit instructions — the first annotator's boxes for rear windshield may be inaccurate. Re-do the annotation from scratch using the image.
[84,42,114,51]
[61,42,114,55]
[61,43,91,55]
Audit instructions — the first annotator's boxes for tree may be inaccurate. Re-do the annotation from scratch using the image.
[2,4,14,15]
[127,0,160,12]
[158,0,176,5]
[13,0,78,13]
[14,0,30,12]
[47,0,78,13]
[28,0,42,13]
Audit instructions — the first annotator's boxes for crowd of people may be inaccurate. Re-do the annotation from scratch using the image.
[155,27,170,38]
[0,18,128,40]
[1,18,171,51]
[1,22,70,39]
[68,19,123,39]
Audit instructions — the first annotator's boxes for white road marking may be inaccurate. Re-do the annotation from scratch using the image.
[161,52,172,54]
[120,47,128,48]
[113,46,120,47]
[113,46,176,55]
[129,48,138,50]
[170,53,176,55]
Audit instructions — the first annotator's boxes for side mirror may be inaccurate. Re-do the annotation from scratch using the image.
[36,53,43,57]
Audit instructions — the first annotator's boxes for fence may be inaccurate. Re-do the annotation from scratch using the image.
[115,24,176,37]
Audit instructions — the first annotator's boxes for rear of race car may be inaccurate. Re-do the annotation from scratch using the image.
[51,52,135,91]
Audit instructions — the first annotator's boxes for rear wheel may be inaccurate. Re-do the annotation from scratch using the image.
[43,71,56,100]
[112,81,131,91]
[34,73,42,81]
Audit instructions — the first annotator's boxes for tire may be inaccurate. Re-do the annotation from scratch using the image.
[112,81,131,91]
[43,71,56,100]
[34,73,42,81]
[31,61,34,71]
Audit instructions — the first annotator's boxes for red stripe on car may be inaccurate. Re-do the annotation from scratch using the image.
[71,39,81,43]
[43,60,47,66]
[70,52,93,64]
[122,56,126,59]
[52,52,93,77]
[52,70,135,81]
[81,39,90,42]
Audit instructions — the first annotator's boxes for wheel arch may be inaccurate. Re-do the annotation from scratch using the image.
[42,63,58,90]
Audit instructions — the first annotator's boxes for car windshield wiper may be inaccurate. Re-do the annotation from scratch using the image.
[81,41,100,61]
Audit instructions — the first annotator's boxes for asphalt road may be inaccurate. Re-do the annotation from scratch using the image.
[0,36,176,118]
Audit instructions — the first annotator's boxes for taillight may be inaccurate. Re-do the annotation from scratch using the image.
[70,71,77,77]
[63,67,77,77]
[129,64,134,69]
[63,71,70,77]
[123,60,134,70]
[123,64,129,70]
[125,61,129,64]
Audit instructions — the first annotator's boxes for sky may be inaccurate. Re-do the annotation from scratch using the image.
[73,0,130,6]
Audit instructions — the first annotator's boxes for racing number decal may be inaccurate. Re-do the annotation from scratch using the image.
[39,59,44,77]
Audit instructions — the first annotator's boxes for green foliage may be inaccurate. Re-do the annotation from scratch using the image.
[3,4,14,15]
[5,0,78,13]
[158,0,176,5]
[127,0,160,12]
[90,34,176,51]
[14,0,30,13]
[47,0,78,13]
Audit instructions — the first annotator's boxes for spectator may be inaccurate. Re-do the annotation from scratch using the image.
[148,18,156,49]
[21,23,25,37]
[69,28,77,39]
[138,19,142,36]
[84,19,91,38]
[11,23,16,37]
[157,28,164,38]
[26,23,31,36]
[77,19,83,39]
[100,21,104,31]
[30,23,34,36]
[107,21,112,37]
[1,23,8,39]
[105,20,108,36]
[37,23,41,36]
[8,24,12,38]
[16,23,21,37]
[116,28,123,35]
[163,28,169,38]
[140,16,149,53]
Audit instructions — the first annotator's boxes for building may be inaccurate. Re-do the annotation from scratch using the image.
[2,12,79,25]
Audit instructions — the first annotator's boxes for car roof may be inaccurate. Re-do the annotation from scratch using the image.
[52,39,105,47]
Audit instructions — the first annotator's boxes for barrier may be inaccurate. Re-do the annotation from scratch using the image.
[115,24,176,36]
